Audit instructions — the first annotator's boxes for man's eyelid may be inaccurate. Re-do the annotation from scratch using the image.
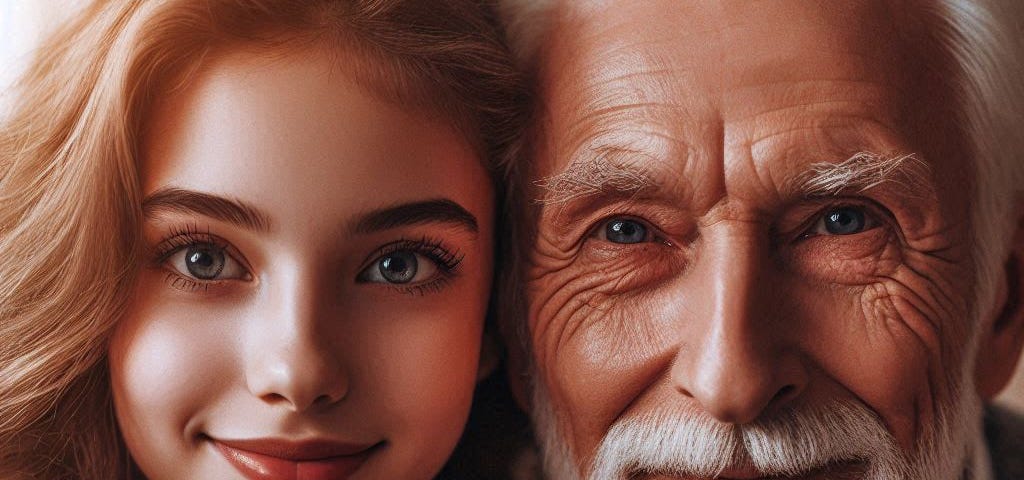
[797,203,885,239]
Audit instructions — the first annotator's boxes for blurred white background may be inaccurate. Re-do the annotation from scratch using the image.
[1,0,1023,413]
[0,0,84,114]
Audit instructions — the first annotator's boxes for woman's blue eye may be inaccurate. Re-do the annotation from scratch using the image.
[822,207,866,235]
[360,250,439,285]
[185,245,225,279]
[604,218,648,244]
[165,243,247,281]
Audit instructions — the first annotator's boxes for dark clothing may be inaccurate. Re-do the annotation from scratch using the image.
[986,405,1024,480]
[438,371,534,480]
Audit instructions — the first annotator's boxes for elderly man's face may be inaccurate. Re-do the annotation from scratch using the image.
[520,1,1022,479]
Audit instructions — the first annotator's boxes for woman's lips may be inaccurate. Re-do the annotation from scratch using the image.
[212,437,381,480]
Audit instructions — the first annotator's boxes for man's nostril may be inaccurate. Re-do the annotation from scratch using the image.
[772,384,798,404]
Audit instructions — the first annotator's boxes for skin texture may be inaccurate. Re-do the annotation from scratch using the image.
[109,47,494,479]
[515,1,1024,478]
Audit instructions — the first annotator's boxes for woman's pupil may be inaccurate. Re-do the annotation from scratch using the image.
[383,256,407,273]
[189,251,213,267]
[185,246,223,279]
[380,252,417,283]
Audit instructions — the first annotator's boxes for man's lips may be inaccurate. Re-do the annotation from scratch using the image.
[211,436,383,480]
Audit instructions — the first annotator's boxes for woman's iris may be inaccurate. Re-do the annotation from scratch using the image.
[379,251,418,283]
[185,245,226,279]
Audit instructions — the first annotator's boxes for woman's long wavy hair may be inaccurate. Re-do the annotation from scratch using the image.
[0,1,528,478]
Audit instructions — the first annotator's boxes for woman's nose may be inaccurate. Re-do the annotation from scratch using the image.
[244,267,349,412]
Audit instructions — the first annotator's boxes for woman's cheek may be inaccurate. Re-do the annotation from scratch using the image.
[347,292,485,477]
[110,290,235,474]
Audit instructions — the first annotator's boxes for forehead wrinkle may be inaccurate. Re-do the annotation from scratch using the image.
[725,75,904,131]
[561,28,688,111]
[540,113,697,206]
[571,71,679,126]
[741,114,928,206]
[556,72,698,168]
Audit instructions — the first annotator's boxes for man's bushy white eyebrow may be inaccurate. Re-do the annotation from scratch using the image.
[799,151,933,198]
[534,147,656,205]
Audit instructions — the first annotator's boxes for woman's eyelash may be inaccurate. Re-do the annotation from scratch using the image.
[150,226,464,296]
[362,236,465,297]
[151,222,227,263]
[149,223,246,293]
[163,271,210,293]
[373,236,465,274]
[394,276,456,297]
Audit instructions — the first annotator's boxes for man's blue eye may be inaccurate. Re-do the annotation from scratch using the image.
[823,207,866,235]
[605,219,648,244]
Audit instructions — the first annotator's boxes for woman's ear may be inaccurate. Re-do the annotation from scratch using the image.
[975,210,1024,400]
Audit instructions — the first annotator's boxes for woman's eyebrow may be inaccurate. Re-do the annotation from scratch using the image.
[350,199,478,234]
[142,187,272,232]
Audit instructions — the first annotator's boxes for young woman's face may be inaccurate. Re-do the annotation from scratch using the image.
[109,48,494,480]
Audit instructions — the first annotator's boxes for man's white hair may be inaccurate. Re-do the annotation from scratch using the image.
[930,0,1024,351]
[498,0,1024,478]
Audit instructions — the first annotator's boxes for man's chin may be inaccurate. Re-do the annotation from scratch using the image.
[631,460,869,480]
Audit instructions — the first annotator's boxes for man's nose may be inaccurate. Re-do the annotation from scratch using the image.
[670,226,808,424]
[245,267,349,412]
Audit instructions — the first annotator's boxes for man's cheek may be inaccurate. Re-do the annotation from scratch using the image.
[527,240,686,369]
[791,279,951,452]
[526,234,695,436]
[526,239,686,327]
[783,227,902,284]
[886,256,974,351]
[539,289,681,462]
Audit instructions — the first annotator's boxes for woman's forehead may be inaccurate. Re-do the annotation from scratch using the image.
[140,48,493,237]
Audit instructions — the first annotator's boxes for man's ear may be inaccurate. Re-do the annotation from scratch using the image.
[975,211,1024,400]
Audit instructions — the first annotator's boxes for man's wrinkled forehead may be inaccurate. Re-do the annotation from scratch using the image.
[535,0,926,166]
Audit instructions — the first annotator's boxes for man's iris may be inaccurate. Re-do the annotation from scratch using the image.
[823,207,866,235]
[606,219,647,244]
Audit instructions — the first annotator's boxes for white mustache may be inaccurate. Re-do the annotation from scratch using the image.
[588,399,910,480]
